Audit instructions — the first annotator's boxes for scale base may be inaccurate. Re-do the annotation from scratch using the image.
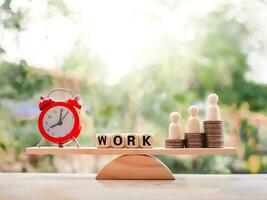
[96,154,175,180]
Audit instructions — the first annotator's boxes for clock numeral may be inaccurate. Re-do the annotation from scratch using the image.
[48,115,52,119]
[47,128,50,132]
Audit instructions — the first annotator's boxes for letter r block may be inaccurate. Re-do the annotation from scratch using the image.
[139,133,154,148]
[96,133,111,148]
[111,133,125,148]
[125,133,139,148]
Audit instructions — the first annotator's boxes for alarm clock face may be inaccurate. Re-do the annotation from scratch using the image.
[42,106,75,138]
[38,101,81,144]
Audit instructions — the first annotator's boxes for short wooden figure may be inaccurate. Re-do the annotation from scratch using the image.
[187,105,201,133]
[111,133,125,148]
[125,133,139,148]
[206,93,220,121]
[139,133,154,148]
[96,133,111,148]
[168,112,182,139]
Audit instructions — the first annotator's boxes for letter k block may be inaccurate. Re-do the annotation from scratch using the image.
[139,133,154,148]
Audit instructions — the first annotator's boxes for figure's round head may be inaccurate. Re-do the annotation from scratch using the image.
[188,105,199,117]
[208,93,218,105]
[170,112,180,123]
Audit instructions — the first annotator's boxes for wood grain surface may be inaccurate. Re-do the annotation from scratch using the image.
[0,173,266,200]
[26,147,237,155]
[96,155,175,180]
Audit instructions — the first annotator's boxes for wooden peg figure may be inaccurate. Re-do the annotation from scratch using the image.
[168,112,181,139]
[206,93,220,121]
[187,105,201,133]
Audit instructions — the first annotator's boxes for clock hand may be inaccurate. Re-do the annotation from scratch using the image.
[50,109,64,128]
[60,111,69,122]
[50,110,69,129]
[50,122,60,128]
[59,109,63,121]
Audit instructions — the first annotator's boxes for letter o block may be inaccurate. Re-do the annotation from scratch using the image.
[125,133,139,148]
[139,133,154,148]
[111,133,125,148]
[96,133,111,148]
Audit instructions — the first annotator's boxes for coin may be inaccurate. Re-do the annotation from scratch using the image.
[165,138,185,148]
[185,137,201,139]
[165,146,184,148]
[185,133,203,136]
[186,141,203,144]
[185,132,205,148]
[203,121,225,148]
[186,145,203,148]
[204,120,222,124]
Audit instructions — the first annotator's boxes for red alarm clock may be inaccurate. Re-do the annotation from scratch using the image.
[37,88,82,148]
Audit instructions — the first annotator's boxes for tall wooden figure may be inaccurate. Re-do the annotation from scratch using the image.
[206,93,220,121]
[204,93,224,148]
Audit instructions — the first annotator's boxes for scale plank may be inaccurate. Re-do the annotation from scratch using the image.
[26,147,237,155]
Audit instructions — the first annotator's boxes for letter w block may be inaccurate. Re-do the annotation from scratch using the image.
[96,133,111,148]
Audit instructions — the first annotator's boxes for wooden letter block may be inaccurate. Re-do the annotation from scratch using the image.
[111,133,125,148]
[125,133,139,148]
[139,133,154,148]
[96,133,111,148]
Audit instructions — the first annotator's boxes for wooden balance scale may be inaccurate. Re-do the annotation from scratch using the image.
[32,90,236,180]
[26,147,237,180]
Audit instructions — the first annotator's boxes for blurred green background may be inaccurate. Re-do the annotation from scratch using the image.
[1,0,267,174]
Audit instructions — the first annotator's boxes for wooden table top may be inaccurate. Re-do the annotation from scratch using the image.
[0,173,266,200]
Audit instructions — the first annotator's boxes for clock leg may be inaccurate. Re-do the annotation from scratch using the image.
[72,137,80,148]
[37,138,46,148]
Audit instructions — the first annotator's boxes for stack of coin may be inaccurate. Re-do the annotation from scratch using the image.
[185,133,205,148]
[165,139,185,148]
[204,121,224,148]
